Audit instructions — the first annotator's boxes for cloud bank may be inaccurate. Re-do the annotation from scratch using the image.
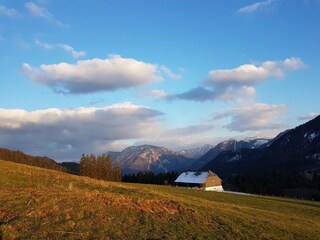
[206,57,304,85]
[0,104,221,159]
[168,57,304,102]
[0,103,163,161]
[134,123,218,151]
[214,102,287,132]
[22,55,163,94]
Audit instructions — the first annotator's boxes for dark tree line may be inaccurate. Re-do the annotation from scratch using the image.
[224,171,320,201]
[122,171,179,185]
[80,153,121,182]
[59,162,80,175]
[0,148,66,172]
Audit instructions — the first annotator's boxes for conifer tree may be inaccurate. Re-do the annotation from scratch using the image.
[80,154,88,176]
[88,154,97,178]
[113,161,122,182]
[96,154,104,180]
[79,152,122,182]
[105,154,113,181]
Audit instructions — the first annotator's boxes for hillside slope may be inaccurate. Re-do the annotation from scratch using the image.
[0,148,66,172]
[1,160,320,239]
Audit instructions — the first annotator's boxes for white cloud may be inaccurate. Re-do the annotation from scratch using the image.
[214,102,287,132]
[1,102,287,159]
[166,57,304,102]
[239,86,256,97]
[25,2,67,27]
[36,40,86,58]
[21,55,163,94]
[25,2,50,18]
[35,39,53,49]
[205,57,304,87]
[203,57,304,100]
[58,44,86,58]
[206,64,269,85]
[214,86,257,101]
[134,123,219,151]
[298,113,319,121]
[282,57,306,70]
[169,124,215,136]
[0,104,223,158]
[149,89,168,100]
[238,0,275,14]
[159,66,183,80]
[0,5,19,17]
[0,103,163,161]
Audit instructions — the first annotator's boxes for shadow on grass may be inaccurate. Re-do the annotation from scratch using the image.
[0,209,18,240]
[0,222,3,240]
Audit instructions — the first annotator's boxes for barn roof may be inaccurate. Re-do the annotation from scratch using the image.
[174,171,210,184]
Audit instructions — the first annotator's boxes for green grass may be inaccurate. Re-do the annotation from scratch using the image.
[1,159,320,240]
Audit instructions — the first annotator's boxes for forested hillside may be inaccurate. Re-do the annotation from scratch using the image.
[201,115,320,200]
[0,148,66,172]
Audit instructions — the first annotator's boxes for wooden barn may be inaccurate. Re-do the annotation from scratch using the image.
[174,171,223,192]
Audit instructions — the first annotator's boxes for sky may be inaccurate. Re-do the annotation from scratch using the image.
[0,0,319,162]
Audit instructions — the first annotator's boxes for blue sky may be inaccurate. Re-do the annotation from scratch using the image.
[0,0,319,161]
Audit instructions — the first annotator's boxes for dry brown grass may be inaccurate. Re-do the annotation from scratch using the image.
[1,159,320,240]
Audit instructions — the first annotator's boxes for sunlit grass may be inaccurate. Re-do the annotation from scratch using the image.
[1,159,319,239]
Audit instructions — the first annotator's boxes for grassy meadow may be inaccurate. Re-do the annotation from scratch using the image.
[0,159,320,239]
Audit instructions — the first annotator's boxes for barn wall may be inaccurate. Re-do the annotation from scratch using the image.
[205,185,224,192]
[204,175,222,188]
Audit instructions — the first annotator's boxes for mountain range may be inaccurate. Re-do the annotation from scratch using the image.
[178,144,214,159]
[191,137,270,170]
[106,116,320,182]
[1,115,318,181]
[1,115,318,200]
[107,116,319,176]
[108,138,273,174]
[109,145,195,174]
[201,115,320,178]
